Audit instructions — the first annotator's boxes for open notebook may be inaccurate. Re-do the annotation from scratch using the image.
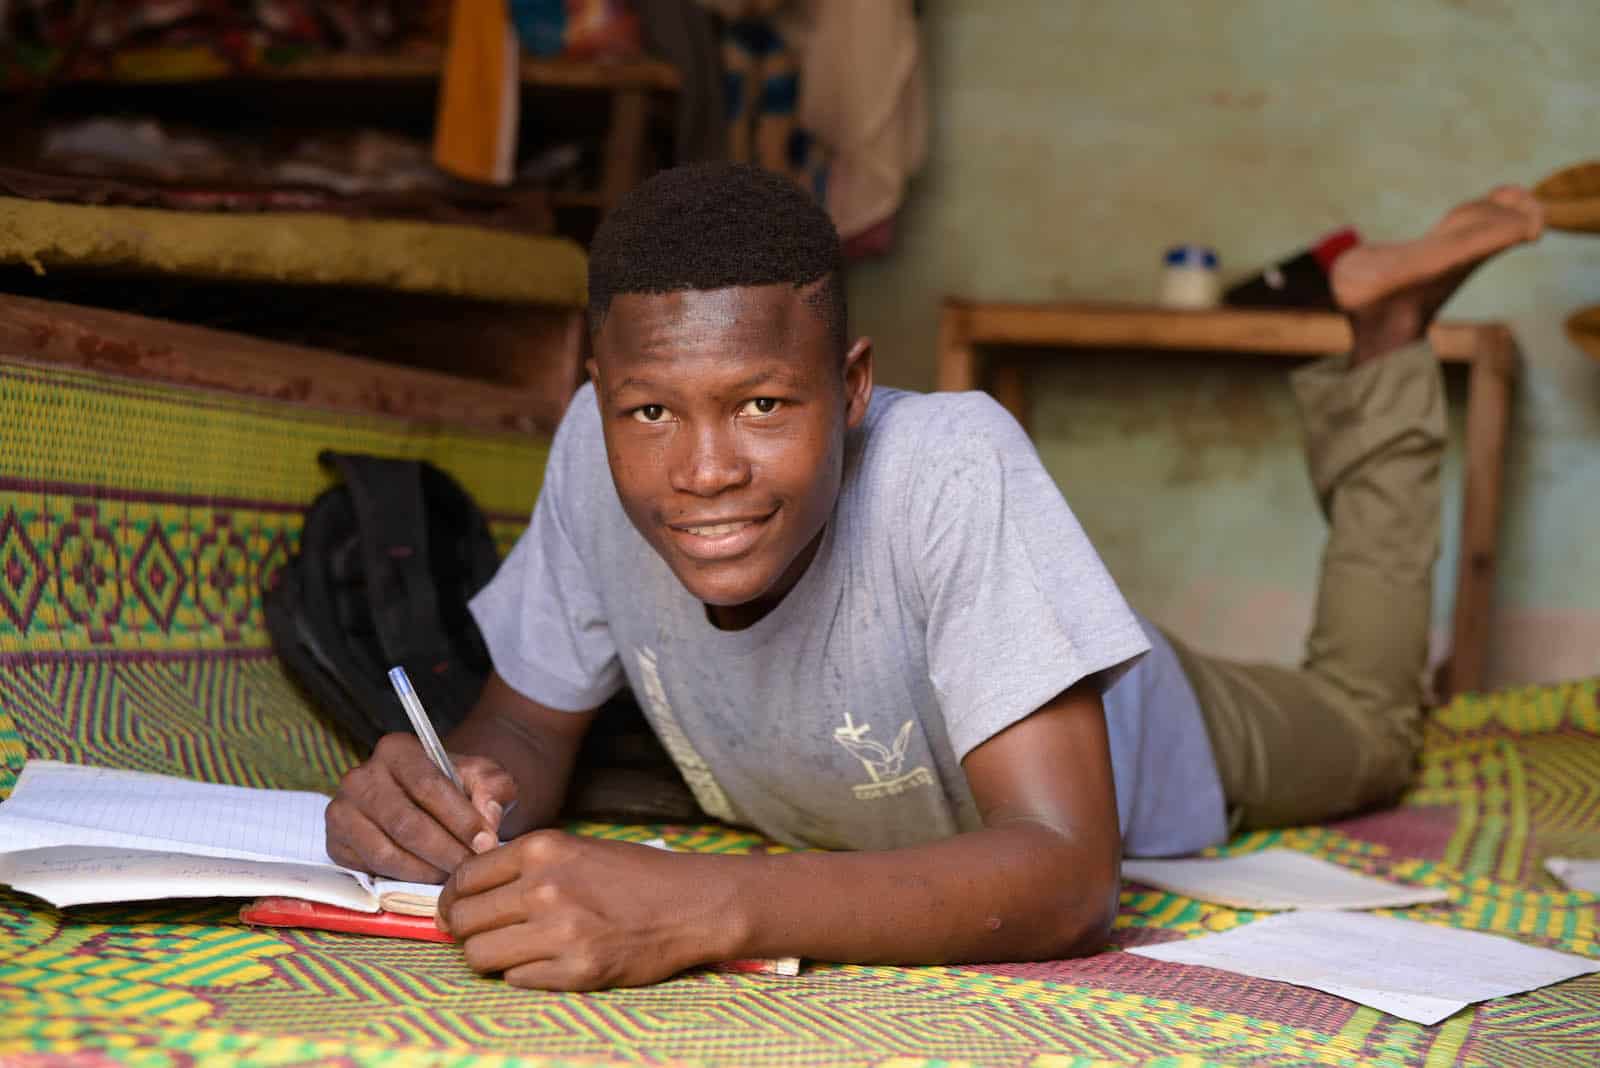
[2,760,805,974]
[0,760,442,916]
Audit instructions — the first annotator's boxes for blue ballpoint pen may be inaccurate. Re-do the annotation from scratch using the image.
[387,665,466,793]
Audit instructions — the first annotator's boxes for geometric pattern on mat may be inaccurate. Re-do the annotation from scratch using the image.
[0,485,529,657]
[1,359,545,656]
[2,678,1596,1067]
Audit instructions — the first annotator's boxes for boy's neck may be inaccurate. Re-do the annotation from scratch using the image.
[704,525,829,631]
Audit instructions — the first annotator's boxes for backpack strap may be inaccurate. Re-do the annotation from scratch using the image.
[320,452,446,663]
[318,451,482,731]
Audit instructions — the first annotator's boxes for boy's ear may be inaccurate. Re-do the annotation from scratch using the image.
[843,337,874,429]
[585,357,599,386]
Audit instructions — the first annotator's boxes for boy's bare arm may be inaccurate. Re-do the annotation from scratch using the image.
[325,671,596,882]
[733,680,1121,963]
[437,681,1121,989]
[442,672,598,838]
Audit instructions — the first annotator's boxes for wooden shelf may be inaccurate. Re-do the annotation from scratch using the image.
[941,300,1512,369]
[26,50,681,93]
[10,45,679,239]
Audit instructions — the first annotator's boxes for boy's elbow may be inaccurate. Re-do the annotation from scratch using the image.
[1052,898,1116,959]
[1040,866,1120,960]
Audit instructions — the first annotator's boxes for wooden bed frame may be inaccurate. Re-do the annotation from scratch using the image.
[0,291,586,436]
[937,299,1519,698]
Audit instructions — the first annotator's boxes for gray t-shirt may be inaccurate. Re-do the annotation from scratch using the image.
[470,384,1227,857]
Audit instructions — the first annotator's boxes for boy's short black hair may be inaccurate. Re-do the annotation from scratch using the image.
[587,162,846,355]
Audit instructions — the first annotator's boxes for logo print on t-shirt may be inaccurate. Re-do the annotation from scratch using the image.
[634,647,736,823]
[832,712,934,800]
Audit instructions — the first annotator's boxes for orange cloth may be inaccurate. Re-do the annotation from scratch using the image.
[433,0,521,186]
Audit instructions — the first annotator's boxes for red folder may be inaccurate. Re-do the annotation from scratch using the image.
[241,897,454,943]
[240,897,802,974]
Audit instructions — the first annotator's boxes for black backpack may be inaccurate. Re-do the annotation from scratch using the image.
[266,450,706,824]
[265,451,500,751]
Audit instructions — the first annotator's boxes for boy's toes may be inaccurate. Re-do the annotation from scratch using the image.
[1488,184,1527,207]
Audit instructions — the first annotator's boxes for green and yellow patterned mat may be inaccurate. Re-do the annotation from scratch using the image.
[1,685,1595,1068]
[1,358,1597,1066]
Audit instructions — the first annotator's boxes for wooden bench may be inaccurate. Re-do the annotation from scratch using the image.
[937,299,1519,697]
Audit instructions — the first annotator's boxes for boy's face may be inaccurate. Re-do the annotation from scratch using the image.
[588,282,872,629]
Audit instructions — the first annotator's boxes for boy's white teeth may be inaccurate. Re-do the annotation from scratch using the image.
[687,521,751,537]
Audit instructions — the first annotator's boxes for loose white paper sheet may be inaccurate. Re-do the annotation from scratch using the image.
[1127,910,1600,1025]
[1545,857,1600,894]
[1122,848,1450,911]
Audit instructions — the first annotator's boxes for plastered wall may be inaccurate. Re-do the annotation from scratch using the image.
[848,1,1600,687]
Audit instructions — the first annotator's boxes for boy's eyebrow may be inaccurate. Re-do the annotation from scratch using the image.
[727,368,806,392]
[610,368,806,395]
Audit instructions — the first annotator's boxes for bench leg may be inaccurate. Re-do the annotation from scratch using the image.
[1444,330,1517,698]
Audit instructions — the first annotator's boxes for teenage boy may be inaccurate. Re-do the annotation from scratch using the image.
[325,164,1543,990]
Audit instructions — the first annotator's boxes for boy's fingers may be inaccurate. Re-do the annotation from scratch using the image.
[461,760,517,804]
[333,806,448,884]
[379,739,485,847]
[450,841,527,897]
[445,880,536,942]
[503,957,604,992]
[369,762,474,874]
[459,758,519,837]
[481,799,504,828]
[324,818,364,871]
[462,926,563,978]
[468,798,504,849]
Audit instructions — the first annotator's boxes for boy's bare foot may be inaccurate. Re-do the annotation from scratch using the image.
[1331,185,1544,363]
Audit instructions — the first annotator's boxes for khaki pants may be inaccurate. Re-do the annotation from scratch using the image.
[1167,341,1444,831]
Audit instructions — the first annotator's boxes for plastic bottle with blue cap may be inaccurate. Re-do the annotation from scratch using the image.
[1159,244,1222,309]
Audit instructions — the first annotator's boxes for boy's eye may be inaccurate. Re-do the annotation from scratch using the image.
[632,405,669,424]
[740,398,781,416]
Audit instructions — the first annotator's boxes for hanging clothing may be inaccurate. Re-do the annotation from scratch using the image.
[716,6,826,205]
[782,0,926,244]
[702,0,925,253]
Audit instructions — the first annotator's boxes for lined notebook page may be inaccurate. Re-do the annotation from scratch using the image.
[0,761,336,867]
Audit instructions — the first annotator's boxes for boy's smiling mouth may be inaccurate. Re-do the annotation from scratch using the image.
[683,520,757,537]
[666,508,778,560]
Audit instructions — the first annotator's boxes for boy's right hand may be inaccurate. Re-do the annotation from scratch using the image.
[325,733,519,883]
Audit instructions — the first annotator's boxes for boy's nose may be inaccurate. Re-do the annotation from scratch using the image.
[669,425,751,496]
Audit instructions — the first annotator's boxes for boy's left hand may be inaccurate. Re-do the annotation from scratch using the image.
[436,831,732,990]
